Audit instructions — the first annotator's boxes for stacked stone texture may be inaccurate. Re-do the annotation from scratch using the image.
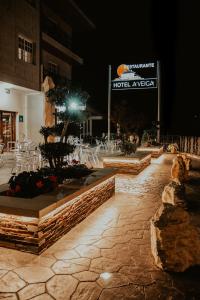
[0,177,115,254]
[103,155,151,174]
[150,147,163,158]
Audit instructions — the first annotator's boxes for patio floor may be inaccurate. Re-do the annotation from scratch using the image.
[0,154,199,299]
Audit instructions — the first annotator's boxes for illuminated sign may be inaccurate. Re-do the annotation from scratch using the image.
[111,63,157,90]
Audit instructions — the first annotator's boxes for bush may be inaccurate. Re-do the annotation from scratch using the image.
[6,171,57,198]
[167,143,179,153]
[121,141,137,155]
[39,165,93,182]
[39,142,74,168]
[4,165,93,198]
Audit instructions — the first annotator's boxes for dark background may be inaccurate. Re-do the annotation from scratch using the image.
[72,0,200,136]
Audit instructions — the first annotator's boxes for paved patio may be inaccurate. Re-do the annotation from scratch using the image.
[0,154,199,299]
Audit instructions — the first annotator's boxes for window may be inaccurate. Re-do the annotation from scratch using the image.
[18,36,33,64]
[48,62,58,75]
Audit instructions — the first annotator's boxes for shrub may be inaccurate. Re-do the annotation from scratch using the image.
[5,165,93,198]
[121,141,137,155]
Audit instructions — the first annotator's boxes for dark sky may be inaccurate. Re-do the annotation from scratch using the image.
[72,0,200,136]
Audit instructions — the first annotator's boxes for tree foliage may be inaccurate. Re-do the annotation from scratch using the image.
[39,83,90,168]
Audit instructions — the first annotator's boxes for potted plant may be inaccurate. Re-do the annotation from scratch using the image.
[121,140,137,155]
[167,143,179,153]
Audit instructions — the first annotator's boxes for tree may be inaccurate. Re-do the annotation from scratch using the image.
[47,87,89,141]
[39,79,90,169]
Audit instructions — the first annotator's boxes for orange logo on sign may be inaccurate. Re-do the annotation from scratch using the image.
[117,64,129,77]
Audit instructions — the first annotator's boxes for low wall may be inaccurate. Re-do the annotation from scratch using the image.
[102,153,151,174]
[0,170,116,254]
[137,146,163,158]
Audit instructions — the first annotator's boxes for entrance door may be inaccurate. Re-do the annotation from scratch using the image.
[0,111,16,147]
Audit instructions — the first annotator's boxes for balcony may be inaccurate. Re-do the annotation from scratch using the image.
[42,32,83,65]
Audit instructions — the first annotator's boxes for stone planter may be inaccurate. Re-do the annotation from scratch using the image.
[102,151,151,174]
[137,146,164,158]
[0,168,116,254]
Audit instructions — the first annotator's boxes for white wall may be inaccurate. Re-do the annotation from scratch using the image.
[0,89,45,144]
[0,88,26,141]
[26,93,45,144]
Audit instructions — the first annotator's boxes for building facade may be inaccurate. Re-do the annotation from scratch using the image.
[0,0,93,146]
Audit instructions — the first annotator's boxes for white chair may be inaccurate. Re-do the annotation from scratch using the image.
[0,143,5,166]
[0,153,4,167]
[11,149,41,174]
[81,146,100,167]
[80,149,93,168]
[7,141,18,152]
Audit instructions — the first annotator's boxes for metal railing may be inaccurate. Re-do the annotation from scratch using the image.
[160,135,200,155]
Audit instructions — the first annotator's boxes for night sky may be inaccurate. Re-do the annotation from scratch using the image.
[73,0,200,136]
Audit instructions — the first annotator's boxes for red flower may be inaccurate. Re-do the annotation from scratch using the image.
[72,159,79,165]
[15,185,21,192]
[36,180,44,189]
[48,175,57,183]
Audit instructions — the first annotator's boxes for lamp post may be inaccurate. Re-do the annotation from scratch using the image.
[107,65,112,142]
[68,100,86,140]
[157,61,161,143]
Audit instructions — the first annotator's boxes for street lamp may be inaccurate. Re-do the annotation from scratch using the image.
[68,101,78,111]
[68,101,86,111]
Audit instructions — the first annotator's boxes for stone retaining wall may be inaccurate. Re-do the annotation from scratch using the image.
[0,176,115,254]
[137,146,164,158]
[0,214,39,253]
[151,147,163,158]
[103,154,151,174]
[38,176,115,253]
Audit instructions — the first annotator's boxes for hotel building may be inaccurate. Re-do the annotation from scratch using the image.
[0,0,94,146]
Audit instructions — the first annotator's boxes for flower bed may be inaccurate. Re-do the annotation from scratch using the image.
[0,168,116,254]
[1,165,93,199]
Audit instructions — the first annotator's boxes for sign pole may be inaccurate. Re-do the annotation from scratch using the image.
[108,65,111,142]
[157,60,161,143]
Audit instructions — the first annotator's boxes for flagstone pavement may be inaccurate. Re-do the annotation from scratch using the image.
[0,154,199,299]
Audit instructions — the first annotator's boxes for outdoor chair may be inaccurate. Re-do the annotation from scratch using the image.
[11,149,41,174]
[7,141,18,152]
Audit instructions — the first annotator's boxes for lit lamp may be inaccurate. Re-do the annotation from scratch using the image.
[68,100,86,111]
[68,101,78,110]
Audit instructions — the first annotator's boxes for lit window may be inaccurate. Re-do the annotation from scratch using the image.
[18,36,33,64]
[48,62,58,75]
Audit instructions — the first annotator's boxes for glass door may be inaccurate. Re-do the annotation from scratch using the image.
[0,111,16,147]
